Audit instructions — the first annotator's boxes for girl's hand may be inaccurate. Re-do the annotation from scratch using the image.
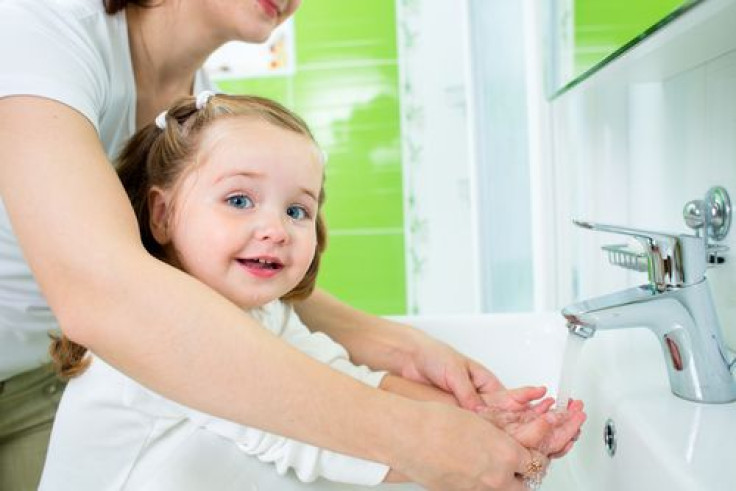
[476,387,586,458]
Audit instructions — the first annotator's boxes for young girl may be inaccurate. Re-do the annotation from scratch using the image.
[40,92,583,490]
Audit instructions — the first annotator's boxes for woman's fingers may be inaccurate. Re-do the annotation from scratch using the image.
[403,403,557,490]
[480,386,549,413]
[515,449,550,490]
[508,386,547,404]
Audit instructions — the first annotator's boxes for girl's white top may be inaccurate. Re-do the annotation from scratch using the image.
[40,301,390,489]
[0,0,208,380]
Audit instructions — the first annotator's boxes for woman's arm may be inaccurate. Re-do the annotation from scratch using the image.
[295,289,504,409]
[0,95,389,455]
[0,96,531,490]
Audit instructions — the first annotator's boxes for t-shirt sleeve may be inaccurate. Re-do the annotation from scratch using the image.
[0,3,106,132]
[126,370,390,486]
[275,303,388,389]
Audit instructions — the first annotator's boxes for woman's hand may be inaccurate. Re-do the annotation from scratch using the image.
[399,332,505,410]
[392,401,546,490]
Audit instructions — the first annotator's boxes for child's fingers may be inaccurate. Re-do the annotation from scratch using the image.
[567,398,585,412]
[508,413,553,448]
[542,410,587,455]
[530,397,555,414]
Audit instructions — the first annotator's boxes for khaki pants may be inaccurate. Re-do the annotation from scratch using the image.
[0,364,65,491]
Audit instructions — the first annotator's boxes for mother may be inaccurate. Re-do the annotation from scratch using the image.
[0,1,534,489]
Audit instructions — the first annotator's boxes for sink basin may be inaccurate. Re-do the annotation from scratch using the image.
[385,314,736,491]
[153,313,736,489]
[543,327,736,491]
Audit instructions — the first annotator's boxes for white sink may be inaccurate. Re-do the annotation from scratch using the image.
[543,326,736,491]
[171,313,736,490]
[387,314,736,491]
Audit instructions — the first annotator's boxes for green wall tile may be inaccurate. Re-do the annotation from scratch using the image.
[295,1,397,65]
[215,77,291,102]
[319,233,406,315]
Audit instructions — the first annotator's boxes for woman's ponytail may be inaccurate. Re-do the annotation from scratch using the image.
[103,1,158,15]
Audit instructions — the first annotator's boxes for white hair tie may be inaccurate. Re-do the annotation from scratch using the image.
[195,90,217,110]
[155,91,216,130]
[155,110,167,130]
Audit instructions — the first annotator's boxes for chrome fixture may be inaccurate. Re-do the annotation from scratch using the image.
[682,185,731,264]
[603,419,617,458]
[562,188,736,403]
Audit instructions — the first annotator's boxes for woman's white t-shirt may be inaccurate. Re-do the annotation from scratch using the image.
[0,0,208,380]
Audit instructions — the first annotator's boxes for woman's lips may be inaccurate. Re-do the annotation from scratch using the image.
[256,0,280,19]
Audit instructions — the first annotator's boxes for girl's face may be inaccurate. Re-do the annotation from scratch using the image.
[151,117,322,309]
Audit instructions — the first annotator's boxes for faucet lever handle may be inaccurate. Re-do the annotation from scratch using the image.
[574,220,676,245]
[573,219,705,291]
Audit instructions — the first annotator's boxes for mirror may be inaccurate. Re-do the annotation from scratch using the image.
[546,0,704,97]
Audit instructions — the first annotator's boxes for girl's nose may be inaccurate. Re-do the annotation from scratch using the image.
[254,211,289,243]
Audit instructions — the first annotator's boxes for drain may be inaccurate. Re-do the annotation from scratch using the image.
[603,418,617,457]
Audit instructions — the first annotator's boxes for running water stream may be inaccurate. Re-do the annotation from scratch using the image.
[554,330,587,411]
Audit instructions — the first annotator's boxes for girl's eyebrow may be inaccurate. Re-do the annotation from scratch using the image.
[214,171,262,184]
[300,186,319,202]
[216,172,319,202]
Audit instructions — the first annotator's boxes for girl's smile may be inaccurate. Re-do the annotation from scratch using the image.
[237,256,285,278]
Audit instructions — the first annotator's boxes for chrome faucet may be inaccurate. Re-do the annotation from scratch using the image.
[562,219,736,403]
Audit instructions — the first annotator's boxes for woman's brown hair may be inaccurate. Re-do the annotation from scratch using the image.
[50,94,327,378]
[103,0,158,15]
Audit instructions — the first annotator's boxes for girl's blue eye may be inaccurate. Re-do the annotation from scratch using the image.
[286,205,309,220]
[226,194,253,209]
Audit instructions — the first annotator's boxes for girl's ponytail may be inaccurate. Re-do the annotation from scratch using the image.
[116,124,170,259]
[49,333,91,379]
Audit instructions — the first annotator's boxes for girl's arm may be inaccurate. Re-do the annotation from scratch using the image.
[379,374,457,405]
[0,96,531,490]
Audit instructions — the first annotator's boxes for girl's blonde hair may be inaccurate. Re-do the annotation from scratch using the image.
[51,94,327,379]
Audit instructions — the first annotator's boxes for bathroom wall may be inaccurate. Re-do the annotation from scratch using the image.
[395,0,542,314]
[395,0,479,314]
[546,0,736,349]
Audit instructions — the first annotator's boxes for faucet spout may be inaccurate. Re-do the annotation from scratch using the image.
[562,281,736,403]
[566,322,595,339]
